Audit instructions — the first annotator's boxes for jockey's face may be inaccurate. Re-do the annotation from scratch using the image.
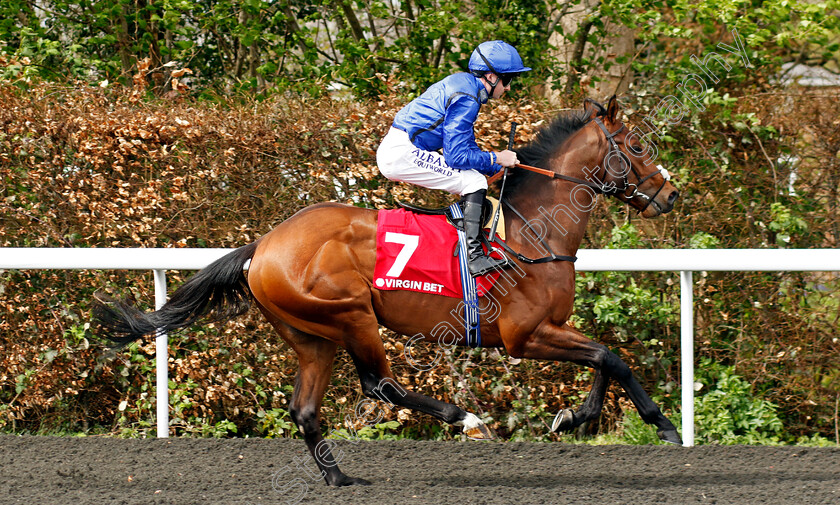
[482,72,511,99]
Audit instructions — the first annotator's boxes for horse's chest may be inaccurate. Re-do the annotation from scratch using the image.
[545,277,576,323]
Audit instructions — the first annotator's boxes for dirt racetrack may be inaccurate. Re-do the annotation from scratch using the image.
[0,435,838,505]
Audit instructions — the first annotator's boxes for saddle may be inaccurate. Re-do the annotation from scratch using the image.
[375,201,505,348]
[396,197,505,240]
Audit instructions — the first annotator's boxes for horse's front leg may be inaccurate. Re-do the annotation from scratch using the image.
[550,367,608,434]
[511,321,682,445]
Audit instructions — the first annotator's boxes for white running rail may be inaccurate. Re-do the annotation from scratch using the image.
[3,247,839,445]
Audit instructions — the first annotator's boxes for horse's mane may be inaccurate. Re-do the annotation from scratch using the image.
[505,102,604,195]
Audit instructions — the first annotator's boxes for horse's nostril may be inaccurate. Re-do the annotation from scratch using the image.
[667,190,679,205]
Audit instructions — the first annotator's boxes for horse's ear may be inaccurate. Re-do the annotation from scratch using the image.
[583,98,605,119]
[606,95,620,122]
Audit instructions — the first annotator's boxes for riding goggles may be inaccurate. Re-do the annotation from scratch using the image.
[497,72,519,86]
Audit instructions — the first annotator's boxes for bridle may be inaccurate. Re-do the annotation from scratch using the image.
[590,117,671,214]
[488,115,672,265]
[508,116,671,213]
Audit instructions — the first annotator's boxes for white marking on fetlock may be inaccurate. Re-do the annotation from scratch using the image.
[454,412,483,431]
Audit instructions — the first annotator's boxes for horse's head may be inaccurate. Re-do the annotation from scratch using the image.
[583,96,679,217]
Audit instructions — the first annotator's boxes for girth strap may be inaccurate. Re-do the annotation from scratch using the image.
[489,200,577,265]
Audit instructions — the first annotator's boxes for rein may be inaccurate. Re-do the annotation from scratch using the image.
[490,117,671,206]
[485,116,670,264]
[490,162,609,194]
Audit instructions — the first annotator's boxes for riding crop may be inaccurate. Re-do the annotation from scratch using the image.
[488,121,517,240]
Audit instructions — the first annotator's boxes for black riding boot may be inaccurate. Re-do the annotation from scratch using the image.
[463,189,509,277]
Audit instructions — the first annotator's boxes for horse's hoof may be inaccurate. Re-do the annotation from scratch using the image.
[332,476,372,487]
[456,412,495,440]
[657,428,683,445]
[464,423,495,440]
[551,409,575,433]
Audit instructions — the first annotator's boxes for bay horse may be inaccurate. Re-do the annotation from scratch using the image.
[94,96,681,486]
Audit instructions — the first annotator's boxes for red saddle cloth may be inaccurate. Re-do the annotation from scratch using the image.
[373,208,500,298]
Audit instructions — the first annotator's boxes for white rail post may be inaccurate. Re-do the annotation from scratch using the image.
[680,270,694,447]
[153,269,169,438]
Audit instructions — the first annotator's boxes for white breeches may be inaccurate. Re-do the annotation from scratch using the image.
[376,127,488,196]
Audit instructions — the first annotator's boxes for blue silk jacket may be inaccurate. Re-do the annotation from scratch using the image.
[392,73,499,175]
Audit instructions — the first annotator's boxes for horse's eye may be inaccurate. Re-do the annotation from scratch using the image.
[628,145,643,154]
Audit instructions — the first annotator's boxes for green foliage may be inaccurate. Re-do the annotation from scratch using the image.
[354,420,403,440]
[256,408,299,439]
[194,419,239,438]
[768,202,808,247]
[0,0,551,97]
[330,420,403,441]
[505,392,554,442]
[620,410,665,445]
[4,0,834,99]
[793,434,836,447]
[688,232,721,249]
[694,358,784,445]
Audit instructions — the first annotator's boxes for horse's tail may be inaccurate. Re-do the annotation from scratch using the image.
[93,242,259,347]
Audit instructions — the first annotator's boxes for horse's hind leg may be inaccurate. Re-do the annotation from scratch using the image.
[345,329,493,439]
[269,318,371,486]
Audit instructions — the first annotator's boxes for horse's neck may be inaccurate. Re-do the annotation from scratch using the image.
[507,177,593,258]
[507,148,603,258]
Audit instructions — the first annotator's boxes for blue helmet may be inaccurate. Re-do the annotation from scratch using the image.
[468,41,531,74]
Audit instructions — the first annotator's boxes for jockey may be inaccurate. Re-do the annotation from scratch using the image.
[377,40,531,277]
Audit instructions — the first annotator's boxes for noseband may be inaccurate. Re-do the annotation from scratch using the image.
[590,117,670,214]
